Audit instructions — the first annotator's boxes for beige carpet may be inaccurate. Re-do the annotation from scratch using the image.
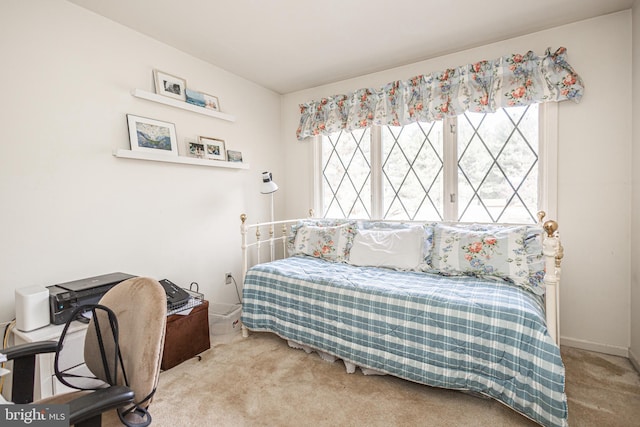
[151,332,640,426]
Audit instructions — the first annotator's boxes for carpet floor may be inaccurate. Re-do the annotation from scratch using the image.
[151,332,640,426]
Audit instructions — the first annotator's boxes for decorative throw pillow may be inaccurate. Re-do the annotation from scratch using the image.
[291,223,357,262]
[523,225,545,295]
[359,221,435,266]
[348,226,425,270]
[455,223,546,295]
[287,219,353,256]
[431,223,530,288]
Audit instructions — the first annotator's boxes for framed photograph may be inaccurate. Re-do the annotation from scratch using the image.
[203,93,220,111]
[187,141,205,158]
[185,89,220,111]
[227,150,243,162]
[126,114,178,155]
[153,69,187,101]
[199,136,226,161]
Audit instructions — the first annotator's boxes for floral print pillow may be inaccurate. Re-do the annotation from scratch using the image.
[291,223,357,262]
[523,226,545,295]
[452,223,546,295]
[287,219,354,256]
[432,224,530,289]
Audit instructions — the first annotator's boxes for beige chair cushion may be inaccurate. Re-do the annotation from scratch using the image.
[84,277,167,407]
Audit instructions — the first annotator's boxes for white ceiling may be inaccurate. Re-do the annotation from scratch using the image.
[68,0,634,94]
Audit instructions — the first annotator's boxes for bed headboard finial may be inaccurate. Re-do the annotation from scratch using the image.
[537,211,546,223]
[241,213,247,224]
[543,220,558,237]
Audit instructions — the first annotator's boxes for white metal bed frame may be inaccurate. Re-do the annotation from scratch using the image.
[240,211,564,344]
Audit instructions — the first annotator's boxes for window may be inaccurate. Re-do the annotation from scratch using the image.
[316,103,556,224]
[381,121,444,221]
[320,128,372,219]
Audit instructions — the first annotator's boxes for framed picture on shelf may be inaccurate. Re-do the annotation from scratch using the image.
[199,136,226,161]
[126,114,178,155]
[185,89,220,111]
[227,150,243,162]
[203,93,220,111]
[153,69,187,101]
[187,140,205,158]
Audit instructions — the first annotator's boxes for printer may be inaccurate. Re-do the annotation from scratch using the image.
[47,272,136,324]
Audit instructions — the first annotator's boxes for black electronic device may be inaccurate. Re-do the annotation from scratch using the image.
[48,272,136,325]
[159,279,190,308]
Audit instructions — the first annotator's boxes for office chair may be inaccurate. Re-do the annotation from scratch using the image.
[2,277,167,426]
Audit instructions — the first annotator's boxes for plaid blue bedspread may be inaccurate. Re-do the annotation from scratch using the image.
[242,256,567,427]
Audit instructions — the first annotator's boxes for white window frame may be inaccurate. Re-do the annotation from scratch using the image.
[313,102,558,222]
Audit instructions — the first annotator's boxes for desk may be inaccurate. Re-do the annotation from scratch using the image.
[9,321,89,400]
[4,300,211,401]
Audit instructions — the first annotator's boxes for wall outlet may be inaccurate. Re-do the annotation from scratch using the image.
[225,273,233,285]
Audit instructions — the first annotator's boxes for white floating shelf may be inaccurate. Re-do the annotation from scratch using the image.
[131,89,236,122]
[113,149,249,169]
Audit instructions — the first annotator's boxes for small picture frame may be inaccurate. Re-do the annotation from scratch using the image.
[127,114,178,155]
[188,141,205,158]
[227,150,243,162]
[203,93,220,111]
[185,89,220,111]
[153,69,187,101]
[199,136,226,161]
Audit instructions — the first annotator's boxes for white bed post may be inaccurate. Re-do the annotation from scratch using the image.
[240,214,249,287]
[281,223,288,259]
[542,219,563,345]
[256,227,263,265]
[240,213,250,338]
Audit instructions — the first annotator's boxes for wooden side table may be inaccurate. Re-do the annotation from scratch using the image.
[161,300,211,370]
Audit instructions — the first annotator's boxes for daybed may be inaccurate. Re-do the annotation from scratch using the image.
[239,213,565,427]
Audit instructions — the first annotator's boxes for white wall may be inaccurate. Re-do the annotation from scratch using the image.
[0,0,283,322]
[282,11,633,355]
[631,0,640,368]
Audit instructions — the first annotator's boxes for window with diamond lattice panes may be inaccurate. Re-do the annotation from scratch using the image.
[381,122,444,221]
[457,104,538,223]
[321,128,371,218]
[318,104,543,224]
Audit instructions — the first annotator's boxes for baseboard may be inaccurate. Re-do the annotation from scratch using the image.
[560,336,629,358]
[629,348,640,373]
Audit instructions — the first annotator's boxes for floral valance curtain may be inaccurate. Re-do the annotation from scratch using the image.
[296,47,584,140]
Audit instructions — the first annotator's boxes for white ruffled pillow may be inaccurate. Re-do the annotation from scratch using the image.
[348,226,425,270]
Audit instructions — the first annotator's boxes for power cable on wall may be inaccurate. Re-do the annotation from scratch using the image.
[230,276,242,305]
